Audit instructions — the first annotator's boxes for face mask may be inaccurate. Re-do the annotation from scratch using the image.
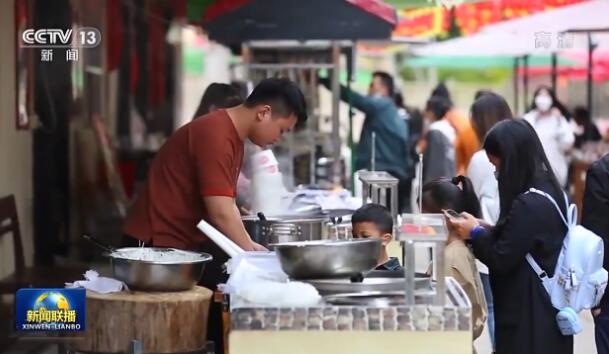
[535,94,553,112]
[494,170,500,180]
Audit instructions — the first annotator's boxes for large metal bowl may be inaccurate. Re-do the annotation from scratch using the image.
[107,248,212,291]
[270,239,381,280]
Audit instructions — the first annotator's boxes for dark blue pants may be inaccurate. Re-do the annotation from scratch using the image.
[595,296,609,354]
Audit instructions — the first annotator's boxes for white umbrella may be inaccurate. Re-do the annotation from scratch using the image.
[415,0,609,57]
[414,31,557,57]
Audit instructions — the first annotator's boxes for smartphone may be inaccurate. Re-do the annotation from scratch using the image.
[445,209,464,219]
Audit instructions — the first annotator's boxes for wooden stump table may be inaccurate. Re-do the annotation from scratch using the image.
[71,286,213,353]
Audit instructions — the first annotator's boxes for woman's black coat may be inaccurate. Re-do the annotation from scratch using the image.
[472,179,573,354]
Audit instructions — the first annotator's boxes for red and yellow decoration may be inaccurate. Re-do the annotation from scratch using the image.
[394,0,585,39]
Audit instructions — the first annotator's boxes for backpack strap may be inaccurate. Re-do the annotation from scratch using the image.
[526,188,573,228]
[526,253,553,294]
[524,188,573,299]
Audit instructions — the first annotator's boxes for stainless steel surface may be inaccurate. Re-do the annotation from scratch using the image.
[242,214,327,247]
[331,42,341,185]
[325,221,352,240]
[399,214,448,306]
[270,239,381,279]
[287,204,323,216]
[404,240,416,305]
[359,171,399,222]
[240,41,351,187]
[82,234,115,253]
[107,248,212,291]
[323,291,435,307]
[418,152,424,213]
[434,242,446,306]
[305,276,432,295]
[371,132,376,171]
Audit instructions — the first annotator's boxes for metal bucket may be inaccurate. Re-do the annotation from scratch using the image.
[242,215,327,247]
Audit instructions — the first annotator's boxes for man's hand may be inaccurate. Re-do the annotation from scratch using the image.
[203,195,255,251]
[251,242,268,252]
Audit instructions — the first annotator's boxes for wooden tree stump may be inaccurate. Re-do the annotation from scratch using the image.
[71,286,213,353]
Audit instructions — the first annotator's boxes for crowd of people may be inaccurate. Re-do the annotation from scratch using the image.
[353,72,609,354]
[131,74,609,354]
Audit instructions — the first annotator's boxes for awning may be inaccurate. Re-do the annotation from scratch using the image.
[483,0,609,35]
[201,0,397,44]
[405,55,579,69]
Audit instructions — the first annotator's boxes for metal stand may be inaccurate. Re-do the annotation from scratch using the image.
[238,40,353,187]
[358,171,399,222]
[398,214,448,306]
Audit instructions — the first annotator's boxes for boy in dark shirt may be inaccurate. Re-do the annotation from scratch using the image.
[351,204,402,271]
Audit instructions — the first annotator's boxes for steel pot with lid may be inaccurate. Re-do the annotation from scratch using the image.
[241,214,328,247]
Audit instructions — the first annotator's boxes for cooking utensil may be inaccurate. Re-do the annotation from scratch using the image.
[304,276,433,295]
[285,204,323,216]
[109,248,212,291]
[323,209,353,219]
[242,214,327,247]
[82,234,212,291]
[270,239,381,279]
[82,234,116,253]
[325,218,352,240]
[323,291,433,307]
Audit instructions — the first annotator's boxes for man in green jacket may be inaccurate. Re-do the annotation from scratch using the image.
[321,71,412,211]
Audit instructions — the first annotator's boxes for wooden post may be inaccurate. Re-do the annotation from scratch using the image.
[71,286,213,353]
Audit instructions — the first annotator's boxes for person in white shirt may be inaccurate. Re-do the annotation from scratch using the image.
[523,86,575,188]
[421,96,456,183]
[467,91,514,351]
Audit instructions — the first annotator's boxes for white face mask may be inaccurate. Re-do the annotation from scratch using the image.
[535,94,553,112]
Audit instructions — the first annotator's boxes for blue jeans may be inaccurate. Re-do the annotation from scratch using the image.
[480,272,495,350]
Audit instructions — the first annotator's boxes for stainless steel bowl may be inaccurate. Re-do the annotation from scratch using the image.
[270,239,381,280]
[107,248,212,291]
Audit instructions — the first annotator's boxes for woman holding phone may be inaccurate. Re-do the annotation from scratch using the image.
[445,119,572,354]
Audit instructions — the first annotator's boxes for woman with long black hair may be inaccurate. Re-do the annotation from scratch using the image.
[447,119,573,354]
[466,91,514,351]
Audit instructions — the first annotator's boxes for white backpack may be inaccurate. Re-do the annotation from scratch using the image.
[525,188,608,314]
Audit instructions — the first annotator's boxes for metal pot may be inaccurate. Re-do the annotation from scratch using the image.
[108,248,212,291]
[242,215,327,247]
[82,235,212,291]
[270,239,381,280]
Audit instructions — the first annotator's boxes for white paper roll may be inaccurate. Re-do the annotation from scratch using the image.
[197,220,244,258]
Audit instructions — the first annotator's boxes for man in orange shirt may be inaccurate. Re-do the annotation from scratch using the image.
[431,83,480,175]
[123,78,307,287]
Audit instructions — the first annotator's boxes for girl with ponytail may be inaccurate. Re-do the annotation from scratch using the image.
[421,175,487,341]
